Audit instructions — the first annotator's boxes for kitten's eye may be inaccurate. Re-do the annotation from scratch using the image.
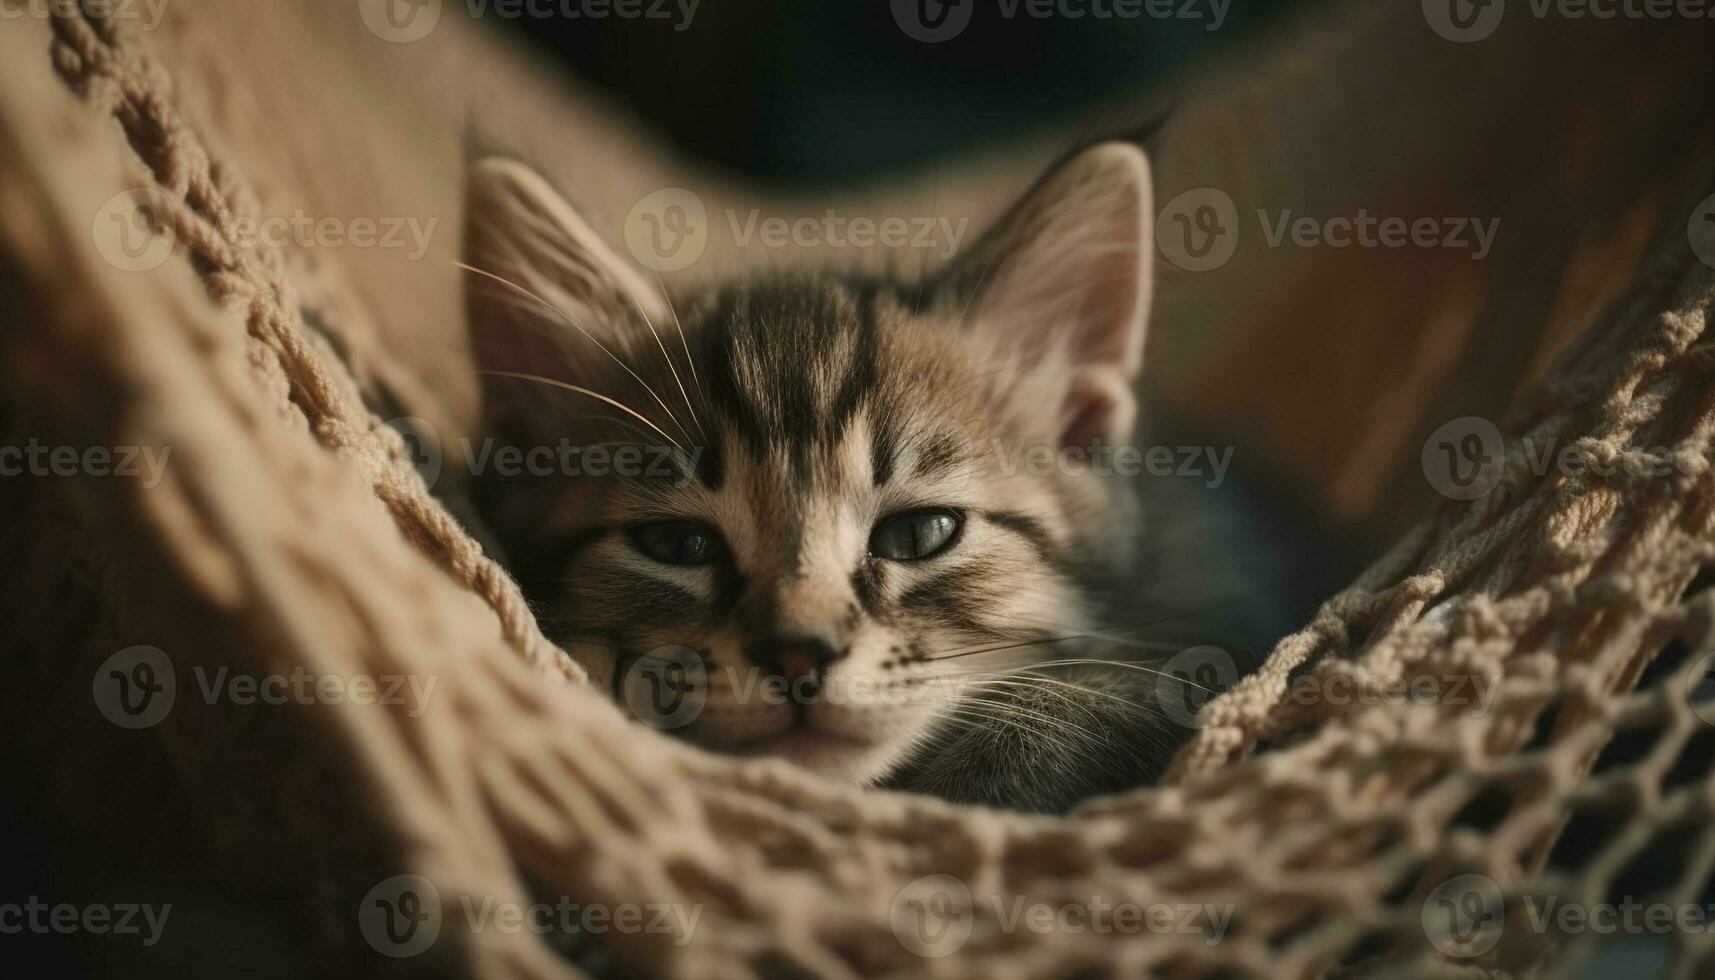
[870,509,962,562]
[628,522,727,566]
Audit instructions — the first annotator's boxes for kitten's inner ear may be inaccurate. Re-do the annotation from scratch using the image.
[953,142,1155,450]
[463,157,668,380]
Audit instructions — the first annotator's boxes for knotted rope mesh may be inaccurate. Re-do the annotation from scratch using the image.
[3,10,1713,979]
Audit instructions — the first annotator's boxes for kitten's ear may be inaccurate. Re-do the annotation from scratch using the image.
[463,157,667,378]
[953,142,1154,449]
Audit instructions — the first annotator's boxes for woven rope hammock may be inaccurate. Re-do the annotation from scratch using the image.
[5,11,1715,980]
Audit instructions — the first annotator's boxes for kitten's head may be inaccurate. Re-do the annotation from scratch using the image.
[464,145,1154,783]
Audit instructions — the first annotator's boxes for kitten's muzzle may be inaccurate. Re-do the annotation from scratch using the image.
[748,636,846,698]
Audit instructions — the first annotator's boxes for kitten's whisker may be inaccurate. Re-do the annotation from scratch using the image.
[921,600,1255,663]
[938,701,1070,745]
[958,678,1105,726]
[480,370,684,452]
[906,653,1199,693]
[922,629,1181,664]
[935,705,1047,745]
[912,181,939,312]
[974,670,1149,714]
[626,292,707,445]
[957,696,1099,743]
[654,273,709,416]
[891,662,1037,689]
[920,632,1085,663]
[554,413,667,446]
[1066,636,1187,655]
[954,250,997,325]
[953,689,1088,735]
[1028,658,1214,694]
[457,261,690,446]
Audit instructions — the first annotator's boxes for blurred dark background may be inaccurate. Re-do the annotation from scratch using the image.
[501,0,1301,184]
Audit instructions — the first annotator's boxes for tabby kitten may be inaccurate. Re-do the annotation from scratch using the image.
[462,144,1204,812]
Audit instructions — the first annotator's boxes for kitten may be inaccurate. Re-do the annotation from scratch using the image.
[460,145,1255,813]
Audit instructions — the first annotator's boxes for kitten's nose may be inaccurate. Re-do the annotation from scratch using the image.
[750,636,845,684]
